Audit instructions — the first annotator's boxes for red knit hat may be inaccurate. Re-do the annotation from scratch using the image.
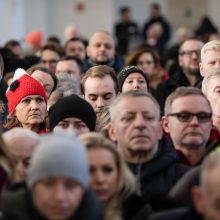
[6,68,47,116]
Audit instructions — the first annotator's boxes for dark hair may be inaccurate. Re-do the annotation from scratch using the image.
[64,37,86,49]
[4,40,21,49]
[46,36,61,45]
[59,55,83,71]
[28,66,58,93]
[41,44,64,58]
[120,6,130,15]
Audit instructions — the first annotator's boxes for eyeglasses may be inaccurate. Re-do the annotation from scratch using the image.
[179,50,201,57]
[166,111,212,123]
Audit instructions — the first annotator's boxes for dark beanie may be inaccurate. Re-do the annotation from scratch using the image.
[49,95,96,131]
[117,65,149,92]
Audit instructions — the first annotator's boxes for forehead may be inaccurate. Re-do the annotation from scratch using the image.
[89,32,114,45]
[84,75,115,94]
[56,60,78,70]
[139,52,154,60]
[61,117,85,123]
[181,40,203,50]
[88,148,116,164]
[32,70,52,81]
[126,72,145,79]
[116,96,158,115]
[171,95,211,112]
[202,49,220,61]
[41,49,59,59]
[68,40,85,48]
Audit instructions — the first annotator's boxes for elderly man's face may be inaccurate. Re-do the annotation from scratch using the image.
[87,32,115,64]
[206,75,220,130]
[200,50,220,77]
[109,96,162,163]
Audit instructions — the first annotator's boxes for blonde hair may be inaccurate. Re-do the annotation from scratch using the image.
[201,40,220,61]
[79,132,136,220]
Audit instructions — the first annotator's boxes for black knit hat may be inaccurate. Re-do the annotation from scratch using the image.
[117,65,149,92]
[49,95,96,131]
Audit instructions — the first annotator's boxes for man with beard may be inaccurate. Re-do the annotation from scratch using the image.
[84,31,124,73]
[162,87,212,166]
[108,90,189,211]
[156,37,204,111]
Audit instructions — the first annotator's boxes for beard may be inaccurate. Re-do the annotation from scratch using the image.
[184,67,200,76]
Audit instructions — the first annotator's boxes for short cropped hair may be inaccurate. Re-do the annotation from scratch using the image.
[109,90,160,121]
[164,86,210,115]
[201,40,220,61]
[202,68,220,96]
[59,55,83,71]
[81,65,118,94]
[28,66,58,93]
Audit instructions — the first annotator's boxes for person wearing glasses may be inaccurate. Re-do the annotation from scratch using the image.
[162,87,213,166]
[40,44,63,74]
[156,37,204,111]
[108,90,189,212]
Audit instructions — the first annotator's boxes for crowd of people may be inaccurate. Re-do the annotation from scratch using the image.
[0,2,220,220]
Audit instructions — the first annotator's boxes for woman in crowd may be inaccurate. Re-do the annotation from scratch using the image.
[126,47,169,90]
[80,132,136,220]
[1,132,103,220]
[117,65,149,93]
[4,68,48,134]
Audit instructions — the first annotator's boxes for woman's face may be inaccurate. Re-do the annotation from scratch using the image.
[122,72,148,92]
[88,148,119,204]
[14,95,47,129]
[137,52,155,76]
[33,177,84,220]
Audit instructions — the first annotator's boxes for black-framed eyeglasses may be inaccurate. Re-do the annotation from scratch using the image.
[166,111,212,123]
[179,49,201,57]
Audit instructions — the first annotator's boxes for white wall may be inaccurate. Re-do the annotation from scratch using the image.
[1,0,220,46]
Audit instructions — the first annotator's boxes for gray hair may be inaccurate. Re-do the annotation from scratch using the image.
[202,68,220,96]
[109,90,161,121]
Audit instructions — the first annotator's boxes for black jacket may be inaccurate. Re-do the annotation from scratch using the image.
[82,55,124,74]
[1,183,103,220]
[156,68,202,112]
[127,137,189,211]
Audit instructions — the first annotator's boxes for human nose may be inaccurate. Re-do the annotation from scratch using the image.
[30,100,39,109]
[133,81,140,90]
[54,185,66,201]
[94,170,105,184]
[134,114,146,129]
[189,115,199,125]
[97,97,104,108]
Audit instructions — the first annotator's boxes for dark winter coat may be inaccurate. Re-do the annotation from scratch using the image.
[127,137,189,211]
[0,183,103,220]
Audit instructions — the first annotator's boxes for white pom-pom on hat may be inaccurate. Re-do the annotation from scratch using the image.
[12,68,28,82]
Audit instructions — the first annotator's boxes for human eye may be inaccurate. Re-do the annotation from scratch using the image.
[94,43,101,48]
[64,179,78,189]
[89,95,97,101]
[102,165,113,174]
[36,97,44,103]
[57,121,69,129]
[143,114,155,121]
[139,79,145,84]
[75,122,86,129]
[41,178,55,187]
[197,112,212,121]
[122,114,134,122]
[177,112,191,121]
[21,98,31,104]
[104,93,113,100]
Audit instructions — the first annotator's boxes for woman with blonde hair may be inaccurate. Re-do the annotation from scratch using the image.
[79,132,136,220]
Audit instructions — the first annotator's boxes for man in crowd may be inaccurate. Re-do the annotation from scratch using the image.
[108,90,189,209]
[82,65,117,118]
[156,37,204,111]
[202,68,220,132]
[56,56,82,82]
[84,31,124,72]
[162,87,213,166]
